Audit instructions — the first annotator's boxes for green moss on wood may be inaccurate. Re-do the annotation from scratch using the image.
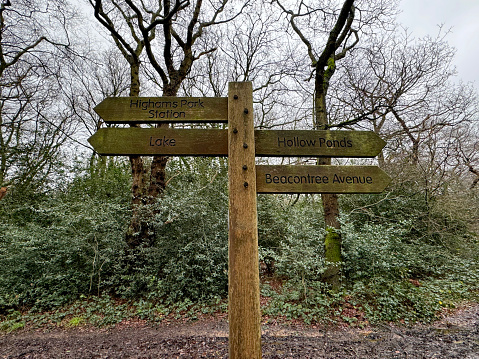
[324,227,341,263]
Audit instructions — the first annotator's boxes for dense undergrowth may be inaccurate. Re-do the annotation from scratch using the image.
[1,157,478,332]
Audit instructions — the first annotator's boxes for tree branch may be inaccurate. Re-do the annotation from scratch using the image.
[315,0,354,71]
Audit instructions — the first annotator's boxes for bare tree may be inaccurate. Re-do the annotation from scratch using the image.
[59,44,132,180]
[449,120,479,190]
[187,2,307,131]
[324,25,479,244]
[87,0,247,248]
[332,28,478,193]
[0,0,77,193]
[273,0,389,288]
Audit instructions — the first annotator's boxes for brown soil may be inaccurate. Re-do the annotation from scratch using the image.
[1,304,478,358]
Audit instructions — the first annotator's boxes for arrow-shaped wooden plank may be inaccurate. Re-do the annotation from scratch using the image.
[255,130,386,157]
[94,97,228,123]
[88,128,228,156]
[256,165,391,193]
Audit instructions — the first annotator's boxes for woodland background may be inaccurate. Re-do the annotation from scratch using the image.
[0,0,478,330]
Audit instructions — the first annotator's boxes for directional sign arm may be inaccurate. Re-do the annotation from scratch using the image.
[94,97,228,124]
[256,165,391,194]
[88,128,228,156]
[254,130,386,158]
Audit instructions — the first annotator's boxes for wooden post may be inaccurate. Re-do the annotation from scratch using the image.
[228,82,262,359]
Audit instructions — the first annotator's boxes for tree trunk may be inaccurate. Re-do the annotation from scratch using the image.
[280,0,355,289]
[89,0,218,254]
[126,61,153,248]
[315,61,342,289]
[124,61,173,248]
[145,85,180,203]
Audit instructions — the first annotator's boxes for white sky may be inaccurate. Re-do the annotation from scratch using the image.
[398,0,479,86]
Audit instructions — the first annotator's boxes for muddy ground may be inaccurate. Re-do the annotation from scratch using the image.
[1,304,478,358]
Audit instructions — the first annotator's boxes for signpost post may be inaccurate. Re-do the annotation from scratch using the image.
[89,82,391,359]
[227,82,262,359]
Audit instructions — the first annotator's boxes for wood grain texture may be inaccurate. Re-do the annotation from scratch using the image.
[89,128,386,158]
[88,128,227,156]
[254,130,385,157]
[256,165,391,193]
[227,82,262,359]
[94,97,228,123]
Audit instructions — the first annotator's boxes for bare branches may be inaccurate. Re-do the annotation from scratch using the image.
[0,0,78,189]
[90,0,141,63]
[325,105,386,129]
[0,36,46,76]
[90,0,247,96]
[315,0,354,70]
[273,0,356,68]
[273,0,317,66]
[0,1,72,76]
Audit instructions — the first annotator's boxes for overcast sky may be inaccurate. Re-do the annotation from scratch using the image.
[398,0,479,86]
[80,1,479,87]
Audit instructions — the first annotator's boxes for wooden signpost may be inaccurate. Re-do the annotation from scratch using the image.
[90,82,391,359]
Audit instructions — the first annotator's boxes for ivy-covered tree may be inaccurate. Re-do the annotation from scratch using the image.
[273,0,393,287]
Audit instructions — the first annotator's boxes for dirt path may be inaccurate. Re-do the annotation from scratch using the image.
[1,304,478,358]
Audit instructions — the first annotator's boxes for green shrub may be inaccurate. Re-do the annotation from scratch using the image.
[340,187,479,323]
[258,194,325,277]
[0,158,130,312]
[349,277,441,323]
[110,157,230,303]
